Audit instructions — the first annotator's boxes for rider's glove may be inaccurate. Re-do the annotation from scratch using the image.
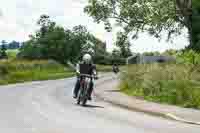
[76,71,80,77]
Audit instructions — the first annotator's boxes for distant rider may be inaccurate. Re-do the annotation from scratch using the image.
[112,63,119,73]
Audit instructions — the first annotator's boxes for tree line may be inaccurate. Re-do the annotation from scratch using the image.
[0,44,7,59]
[192,0,200,51]
[18,15,128,65]
[0,40,21,49]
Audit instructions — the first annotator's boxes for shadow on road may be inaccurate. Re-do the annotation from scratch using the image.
[105,89,121,92]
[84,104,104,109]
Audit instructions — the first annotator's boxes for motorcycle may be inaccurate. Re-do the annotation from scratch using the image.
[77,74,96,106]
[113,65,119,74]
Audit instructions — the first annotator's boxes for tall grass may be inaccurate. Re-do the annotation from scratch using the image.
[0,59,74,85]
[120,64,200,109]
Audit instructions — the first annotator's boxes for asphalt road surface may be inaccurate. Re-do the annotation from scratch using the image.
[0,77,199,133]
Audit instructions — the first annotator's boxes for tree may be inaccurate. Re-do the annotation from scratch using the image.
[19,15,72,63]
[115,32,132,58]
[1,40,7,48]
[0,42,7,59]
[87,34,107,57]
[71,25,107,62]
[85,0,182,40]
[143,51,161,56]
[18,15,108,64]
[143,52,155,56]
[176,0,192,46]
[84,0,195,51]
[162,49,178,56]
[8,41,20,49]
[37,14,56,37]
[190,0,200,51]
[111,49,126,64]
[112,49,121,58]
[18,41,43,59]
[72,25,89,59]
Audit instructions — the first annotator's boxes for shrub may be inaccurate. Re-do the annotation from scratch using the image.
[176,50,200,65]
[0,64,9,76]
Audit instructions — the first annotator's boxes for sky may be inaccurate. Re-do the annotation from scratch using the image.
[0,0,189,53]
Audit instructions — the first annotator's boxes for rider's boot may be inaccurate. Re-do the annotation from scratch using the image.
[73,94,77,99]
[88,82,93,101]
[88,97,92,100]
[73,79,80,99]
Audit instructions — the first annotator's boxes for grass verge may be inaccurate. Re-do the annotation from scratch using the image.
[0,59,74,85]
[120,64,200,109]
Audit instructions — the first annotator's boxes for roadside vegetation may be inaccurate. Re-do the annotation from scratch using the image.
[1,0,197,112]
[6,49,19,59]
[0,59,74,85]
[0,48,120,85]
[120,50,200,109]
[85,0,200,109]
[0,14,126,85]
[96,65,113,72]
[0,47,115,86]
[17,15,127,65]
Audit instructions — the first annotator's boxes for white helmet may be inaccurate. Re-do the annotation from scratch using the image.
[82,53,92,64]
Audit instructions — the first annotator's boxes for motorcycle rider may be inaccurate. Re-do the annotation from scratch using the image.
[112,63,119,73]
[73,53,98,100]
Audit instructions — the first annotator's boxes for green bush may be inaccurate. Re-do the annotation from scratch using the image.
[120,64,200,109]
[0,64,9,77]
[176,50,200,64]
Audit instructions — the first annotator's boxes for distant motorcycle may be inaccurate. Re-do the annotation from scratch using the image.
[113,65,119,74]
[77,74,96,106]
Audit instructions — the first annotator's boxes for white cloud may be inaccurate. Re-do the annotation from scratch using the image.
[0,0,189,52]
[130,30,189,53]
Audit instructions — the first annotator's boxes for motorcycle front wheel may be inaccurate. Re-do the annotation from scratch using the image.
[81,98,87,106]
[77,88,83,105]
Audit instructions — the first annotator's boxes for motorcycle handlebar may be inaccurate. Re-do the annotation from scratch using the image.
[79,74,97,79]
[79,74,92,77]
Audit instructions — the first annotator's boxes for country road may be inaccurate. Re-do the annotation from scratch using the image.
[0,76,199,133]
